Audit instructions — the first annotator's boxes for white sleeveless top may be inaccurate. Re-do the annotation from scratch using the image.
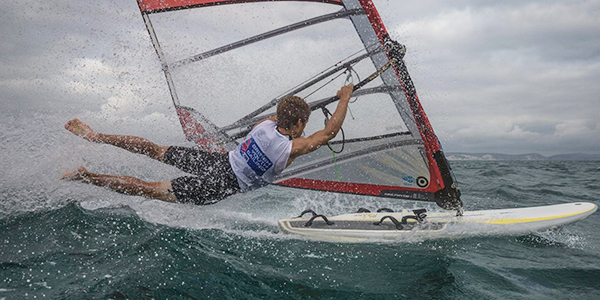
[228,120,293,191]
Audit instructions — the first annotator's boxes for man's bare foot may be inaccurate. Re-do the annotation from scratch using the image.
[62,166,89,181]
[65,118,97,141]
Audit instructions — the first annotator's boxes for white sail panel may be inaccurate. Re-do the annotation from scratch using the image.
[136,0,463,209]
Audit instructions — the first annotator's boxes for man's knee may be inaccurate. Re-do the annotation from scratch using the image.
[155,146,171,162]
[148,181,177,202]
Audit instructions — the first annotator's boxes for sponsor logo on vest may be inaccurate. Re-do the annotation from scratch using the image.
[240,137,273,176]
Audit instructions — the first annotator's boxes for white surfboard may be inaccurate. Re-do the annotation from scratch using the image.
[278,202,597,242]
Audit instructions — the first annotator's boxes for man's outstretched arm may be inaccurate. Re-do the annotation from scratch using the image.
[288,84,353,163]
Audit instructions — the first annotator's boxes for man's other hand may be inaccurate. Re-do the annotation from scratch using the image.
[337,84,354,102]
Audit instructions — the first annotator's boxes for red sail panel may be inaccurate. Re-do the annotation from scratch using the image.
[138,0,342,13]
[176,107,226,153]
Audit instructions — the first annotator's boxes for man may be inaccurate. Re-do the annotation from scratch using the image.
[63,84,354,204]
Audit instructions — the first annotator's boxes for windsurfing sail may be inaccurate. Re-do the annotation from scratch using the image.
[136,0,462,210]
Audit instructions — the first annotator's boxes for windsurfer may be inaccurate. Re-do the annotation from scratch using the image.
[62,84,354,204]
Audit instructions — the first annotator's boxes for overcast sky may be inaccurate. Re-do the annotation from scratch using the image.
[1,0,599,155]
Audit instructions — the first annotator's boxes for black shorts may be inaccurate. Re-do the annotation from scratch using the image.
[163,146,240,205]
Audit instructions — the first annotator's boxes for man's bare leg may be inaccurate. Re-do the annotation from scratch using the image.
[62,166,178,203]
[64,118,170,161]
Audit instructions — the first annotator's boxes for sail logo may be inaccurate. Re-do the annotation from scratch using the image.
[240,137,273,176]
[402,175,414,186]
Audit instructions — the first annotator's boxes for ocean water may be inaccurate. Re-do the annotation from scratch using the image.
[1,113,600,299]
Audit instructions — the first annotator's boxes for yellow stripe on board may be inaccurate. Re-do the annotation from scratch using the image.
[485,206,596,225]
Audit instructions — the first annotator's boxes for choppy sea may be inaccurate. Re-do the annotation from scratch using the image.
[1,113,599,299]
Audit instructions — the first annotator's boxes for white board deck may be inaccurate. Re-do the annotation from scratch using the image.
[278,202,597,242]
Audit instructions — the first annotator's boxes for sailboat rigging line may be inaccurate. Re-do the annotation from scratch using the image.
[229,46,382,129]
[322,106,344,180]
[347,67,361,103]
[170,8,365,70]
[321,107,345,154]
[303,71,348,99]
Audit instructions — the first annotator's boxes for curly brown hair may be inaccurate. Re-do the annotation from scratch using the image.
[276,95,310,130]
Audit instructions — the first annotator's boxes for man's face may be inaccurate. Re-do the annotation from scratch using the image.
[294,119,308,138]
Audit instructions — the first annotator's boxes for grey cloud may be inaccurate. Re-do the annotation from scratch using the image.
[380,0,600,155]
